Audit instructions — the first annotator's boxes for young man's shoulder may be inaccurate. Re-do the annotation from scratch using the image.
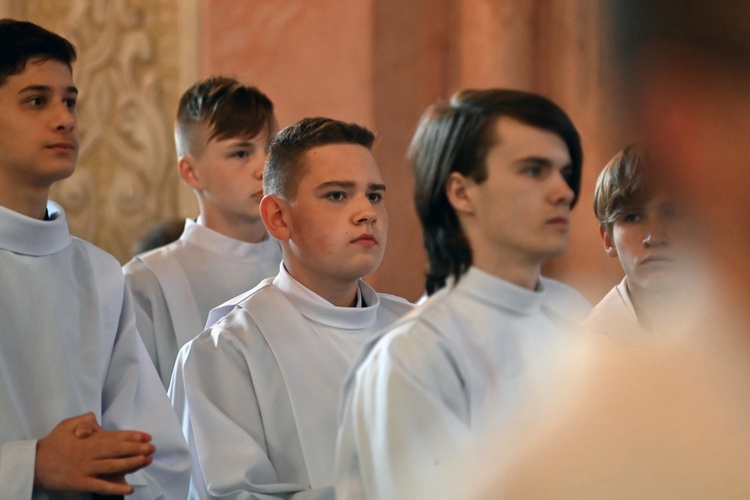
[68,235,125,282]
[123,237,185,273]
[203,277,280,330]
[364,289,455,356]
[583,279,644,337]
[539,276,592,322]
[375,291,414,314]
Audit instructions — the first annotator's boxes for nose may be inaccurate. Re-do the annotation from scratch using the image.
[54,101,76,132]
[353,195,377,225]
[254,150,267,180]
[643,219,669,247]
[550,172,575,207]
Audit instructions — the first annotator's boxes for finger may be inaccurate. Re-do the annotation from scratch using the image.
[87,454,154,477]
[81,476,135,496]
[103,430,152,443]
[75,425,96,438]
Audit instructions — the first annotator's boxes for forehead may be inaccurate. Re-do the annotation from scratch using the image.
[300,143,382,185]
[1,57,74,91]
[489,117,570,164]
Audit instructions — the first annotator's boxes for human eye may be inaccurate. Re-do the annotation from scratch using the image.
[231,150,249,159]
[64,97,77,110]
[560,165,574,182]
[26,95,47,107]
[622,211,642,223]
[326,191,345,201]
[367,192,383,203]
[522,165,543,177]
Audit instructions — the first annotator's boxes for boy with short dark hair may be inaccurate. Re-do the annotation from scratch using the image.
[586,144,687,335]
[0,18,190,498]
[169,117,412,498]
[123,77,282,387]
[335,88,591,499]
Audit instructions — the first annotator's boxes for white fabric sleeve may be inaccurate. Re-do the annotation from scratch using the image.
[123,258,177,388]
[0,440,36,500]
[99,272,191,499]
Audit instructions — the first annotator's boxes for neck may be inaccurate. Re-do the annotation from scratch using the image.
[284,263,361,307]
[472,251,542,290]
[0,181,50,219]
[198,210,268,243]
[626,279,672,332]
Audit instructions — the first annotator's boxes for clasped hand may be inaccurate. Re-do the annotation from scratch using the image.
[34,412,155,495]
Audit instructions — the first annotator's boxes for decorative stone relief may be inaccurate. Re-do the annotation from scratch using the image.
[8,0,199,262]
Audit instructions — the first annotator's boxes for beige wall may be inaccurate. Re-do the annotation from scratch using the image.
[201,0,626,301]
[10,0,626,303]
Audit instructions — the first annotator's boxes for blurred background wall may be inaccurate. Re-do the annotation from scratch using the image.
[0,0,627,303]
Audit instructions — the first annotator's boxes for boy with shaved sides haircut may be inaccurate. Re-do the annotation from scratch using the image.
[123,77,282,387]
[335,89,591,499]
[0,19,190,498]
[169,117,412,498]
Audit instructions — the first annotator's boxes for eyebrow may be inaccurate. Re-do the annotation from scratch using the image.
[515,156,572,169]
[18,84,79,96]
[226,140,256,148]
[315,180,386,192]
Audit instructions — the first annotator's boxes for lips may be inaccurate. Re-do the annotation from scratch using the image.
[47,142,76,153]
[351,233,377,245]
[546,216,569,226]
[640,255,673,265]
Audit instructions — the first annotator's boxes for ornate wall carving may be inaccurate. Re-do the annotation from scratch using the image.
[7,0,199,262]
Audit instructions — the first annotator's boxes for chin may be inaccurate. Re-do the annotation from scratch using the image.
[340,260,381,282]
[540,243,569,259]
[49,164,77,182]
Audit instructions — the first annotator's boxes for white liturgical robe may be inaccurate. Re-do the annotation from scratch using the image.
[0,202,191,499]
[583,278,650,337]
[123,218,282,386]
[169,265,412,499]
[335,266,591,500]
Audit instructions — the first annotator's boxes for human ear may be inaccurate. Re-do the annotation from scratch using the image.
[178,155,202,190]
[445,172,475,215]
[260,195,291,241]
[601,225,619,258]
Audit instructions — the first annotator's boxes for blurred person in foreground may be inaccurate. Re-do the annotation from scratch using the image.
[466,1,750,498]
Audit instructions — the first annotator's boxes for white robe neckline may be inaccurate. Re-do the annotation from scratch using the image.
[273,264,380,331]
[183,217,278,261]
[0,201,70,256]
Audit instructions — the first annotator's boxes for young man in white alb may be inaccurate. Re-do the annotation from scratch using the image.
[0,18,190,498]
[169,117,412,498]
[335,89,591,499]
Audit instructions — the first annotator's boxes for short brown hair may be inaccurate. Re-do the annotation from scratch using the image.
[264,117,375,201]
[593,144,650,229]
[175,76,276,157]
